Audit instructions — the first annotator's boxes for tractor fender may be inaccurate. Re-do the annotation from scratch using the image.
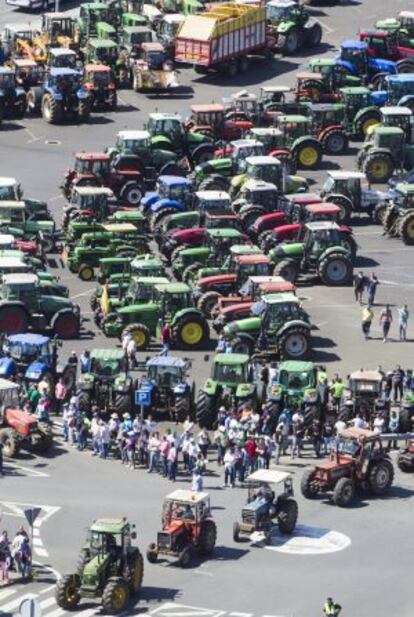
[50,308,79,330]
[268,148,291,158]
[319,246,350,260]
[292,135,320,150]
[171,308,204,324]
[236,383,256,398]
[203,379,219,397]
[150,135,173,149]
[191,143,216,161]
[353,106,381,125]
[224,316,262,337]
[150,199,184,213]
[368,58,397,74]
[398,94,414,107]
[277,319,311,338]
[45,86,63,101]
[25,361,50,382]
[0,357,16,378]
[0,300,28,313]
[277,21,295,34]
[365,147,396,162]
[76,87,90,100]
[335,58,357,76]
[317,125,344,142]
[141,191,160,209]
[369,90,387,106]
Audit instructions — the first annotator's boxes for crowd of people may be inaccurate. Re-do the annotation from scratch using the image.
[0,527,32,585]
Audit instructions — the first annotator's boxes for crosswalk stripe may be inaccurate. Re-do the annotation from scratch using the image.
[45,609,66,617]
[39,585,56,595]
[39,597,56,609]
[35,547,48,557]
[77,608,99,617]
[0,588,16,601]
[1,596,22,612]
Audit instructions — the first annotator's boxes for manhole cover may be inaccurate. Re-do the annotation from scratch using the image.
[45,140,61,145]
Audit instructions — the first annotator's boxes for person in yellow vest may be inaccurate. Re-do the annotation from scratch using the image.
[323,598,341,616]
[331,378,345,412]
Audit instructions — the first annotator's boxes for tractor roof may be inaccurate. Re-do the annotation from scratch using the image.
[73,186,113,196]
[0,234,15,244]
[247,469,292,484]
[340,86,370,95]
[231,89,257,102]
[101,223,137,233]
[206,228,243,239]
[232,138,261,148]
[149,112,181,121]
[310,103,343,112]
[0,177,18,187]
[131,276,169,284]
[123,25,152,33]
[89,38,117,48]
[400,10,414,19]
[0,201,24,209]
[84,64,111,72]
[305,221,340,231]
[394,183,414,195]
[309,58,336,67]
[380,106,412,116]
[158,175,193,187]
[2,273,37,285]
[278,114,309,123]
[76,152,110,161]
[305,203,340,214]
[117,129,150,140]
[49,47,76,57]
[155,282,189,293]
[50,67,79,77]
[0,377,19,392]
[242,179,278,192]
[90,518,129,534]
[165,489,209,504]
[267,0,296,7]
[349,369,383,381]
[341,40,368,51]
[162,13,186,24]
[245,155,281,166]
[327,170,365,180]
[235,254,270,265]
[230,244,262,256]
[0,257,27,268]
[195,190,230,200]
[339,427,377,441]
[7,333,50,346]
[386,74,414,83]
[248,275,285,284]
[278,360,314,372]
[90,349,125,361]
[142,41,164,52]
[214,352,249,365]
[146,356,187,368]
[374,125,404,135]
[261,85,292,93]
[191,103,224,113]
[13,58,37,68]
[249,127,282,137]
[261,292,299,305]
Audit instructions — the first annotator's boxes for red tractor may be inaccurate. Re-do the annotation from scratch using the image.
[61,153,147,206]
[184,103,254,141]
[146,490,217,568]
[359,29,414,71]
[0,379,53,457]
[82,64,117,110]
[301,428,394,507]
[397,439,414,472]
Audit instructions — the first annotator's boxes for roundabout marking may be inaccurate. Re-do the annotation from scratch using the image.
[251,524,351,555]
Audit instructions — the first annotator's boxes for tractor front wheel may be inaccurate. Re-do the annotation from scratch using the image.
[42,93,63,124]
[369,460,394,495]
[273,258,299,283]
[78,391,92,414]
[399,212,414,245]
[78,263,94,281]
[0,305,28,335]
[102,577,130,614]
[294,139,322,170]
[177,546,192,568]
[325,195,353,224]
[278,27,301,55]
[53,312,80,339]
[182,263,203,286]
[363,152,394,184]
[332,477,355,507]
[305,22,322,47]
[115,391,132,416]
[195,390,216,428]
[0,428,20,458]
[172,314,209,350]
[151,207,178,233]
[198,519,217,555]
[146,543,158,563]
[397,453,414,473]
[300,467,319,499]
[107,90,117,111]
[240,205,265,230]
[372,202,388,225]
[78,98,91,122]
[197,291,222,319]
[382,205,399,234]
[125,550,144,594]
[278,327,310,359]
[121,182,144,206]
[318,253,353,286]
[277,498,298,534]
[233,522,241,542]
[55,575,81,610]
[122,323,151,351]
[321,129,348,155]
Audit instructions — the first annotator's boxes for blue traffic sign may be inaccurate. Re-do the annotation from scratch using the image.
[135,389,151,406]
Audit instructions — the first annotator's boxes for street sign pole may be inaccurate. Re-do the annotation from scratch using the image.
[24,508,42,569]
[135,388,151,423]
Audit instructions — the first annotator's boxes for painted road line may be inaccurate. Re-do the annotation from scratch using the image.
[35,547,48,557]
[39,597,56,609]
[229,612,253,616]
[0,588,17,601]
[3,462,50,478]
[39,585,56,595]
[1,595,22,612]
[45,609,66,617]
[150,603,226,617]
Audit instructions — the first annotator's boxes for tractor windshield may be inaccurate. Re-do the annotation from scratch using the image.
[146,50,165,69]
[266,302,302,326]
[4,340,50,361]
[233,144,262,161]
[168,184,192,202]
[91,159,110,175]
[336,438,360,457]
[89,70,111,86]
[52,53,76,69]
[164,499,197,522]
[247,163,280,185]
[148,364,183,386]
[213,362,247,383]
[0,73,16,89]
[150,118,182,140]
[0,384,20,410]
[90,357,125,377]
[0,207,24,224]
[163,292,190,313]
[121,138,149,151]
[0,184,18,200]
[199,198,230,211]
[248,189,277,207]
[88,531,122,554]
[267,5,289,20]
[277,369,314,389]
[341,47,367,72]
[322,176,336,193]
[127,280,155,301]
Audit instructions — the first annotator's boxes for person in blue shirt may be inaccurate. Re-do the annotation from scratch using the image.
[80,350,91,374]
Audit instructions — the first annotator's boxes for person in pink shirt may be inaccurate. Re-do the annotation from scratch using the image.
[159,435,170,477]
[55,378,67,415]
[167,443,177,481]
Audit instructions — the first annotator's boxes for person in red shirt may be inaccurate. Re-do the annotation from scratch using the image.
[245,437,256,473]
[160,321,171,356]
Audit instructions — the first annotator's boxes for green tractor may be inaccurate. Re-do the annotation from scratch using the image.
[55,518,143,615]
[270,221,354,286]
[96,275,169,323]
[223,293,312,359]
[357,124,414,183]
[375,11,414,44]
[195,353,267,427]
[101,282,210,351]
[62,186,114,230]
[77,349,134,415]
[0,201,56,252]
[276,115,323,169]
[265,360,319,419]
[77,2,121,43]
[230,155,308,198]
[86,39,129,85]
[340,87,381,138]
[267,0,322,55]
[382,183,414,244]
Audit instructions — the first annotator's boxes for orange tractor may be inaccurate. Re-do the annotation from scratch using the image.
[146,490,217,567]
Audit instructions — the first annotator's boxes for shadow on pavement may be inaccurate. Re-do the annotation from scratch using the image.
[140,585,182,604]
[355,255,380,267]
[211,546,249,560]
[192,58,299,88]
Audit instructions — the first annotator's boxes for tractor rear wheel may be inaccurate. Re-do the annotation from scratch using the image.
[278,327,310,359]
[121,182,144,206]
[233,522,241,542]
[53,312,80,339]
[300,467,319,499]
[355,110,381,139]
[125,550,144,594]
[32,422,53,452]
[102,577,130,614]
[42,93,63,124]
[294,139,322,170]
[364,152,394,184]
[122,323,151,351]
[321,129,348,155]
[175,396,191,423]
[182,263,203,286]
[198,520,217,555]
[198,175,229,191]
[273,258,299,283]
[0,305,28,334]
[258,229,276,251]
[146,543,158,563]
[277,498,298,534]
[78,263,94,281]
[151,207,178,233]
[382,205,399,234]
[78,391,92,414]
[318,253,353,286]
[177,546,192,567]
[305,22,322,47]
[76,549,90,575]
[398,212,414,245]
[197,291,222,319]
[325,194,353,224]
[372,202,388,225]
[332,477,355,507]
[397,453,414,473]
[115,392,132,416]
[369,460,394,495]
[55,574,81,610]
[278,27,301,55]
[233,333,256,356]
[195,390,216,428]
[172,314,209,350]
[240,206,265,230]
[0,428,20,458]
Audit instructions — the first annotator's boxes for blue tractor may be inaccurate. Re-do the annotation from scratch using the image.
[370,74,414,110]
[0,334,77,394]
[140,175,195,232]
[336,40,398,89]
[26,68,92,125]
[0,67,27,122]
[233,469,298,543]
[139,356,194,422]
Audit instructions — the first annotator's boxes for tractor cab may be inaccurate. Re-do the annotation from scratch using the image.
[308,103,344,132]
[339,86,377,128]
[48,67,83,91]
[12,58,43,90]
[267,0,304,25]
[122,26,157,56]
[87,38,118,67]
[49,47,78,70]
[159,489,212,542]
[385,74,414,107]
[158,13,185,42]
[235,179,279,210]
[78,3,120,37]
[380,106,413,141]
[0,333,55,379]
[113,129,151,155]
[303,202,341,223]
[359,29,398,60]
[0,68,19,93]
[65,186,113,221]
[154,282,193,317]
[138,41,170,69]
[146,112,193,151]
[277,114,311,141]
[194,191,231,213]
[259,85,292,108]
[86,518,135,561]
[42,13,76,45]
[244,156,283,187]
[74,152,111,176]
[376,11,414,36]
[211,353,252,385]
[122,12,148,28]
[130,256,167,277]
[124,276,170,304]
[391,182,414,210]
[365,125,405,159]
[269,360,317,404]
[0,378,20,413]
[234,254,272,284]
[1,273,40,303]
[301,221,345,256]
[348,369,384,416]
[338,40,369,75]
[227,89,259,120]
[225,140,264,166]
[308,57,361,89]
[88,349,128,380]
[0,201,26,226]
[145,356,188,389]
[157,175,194,204]
[239,274,295,299]
[95,21,118,42]
[321,170,366,206]
[83,64,115,90]
[252,292,307,330]
[247,127,285,153]
[0,177,22,201]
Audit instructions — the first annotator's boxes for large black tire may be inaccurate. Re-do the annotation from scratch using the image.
[195,390,216,428]
[369,460,394,496]
[78,97,91,122]
[397,452,414,473]
[233,333,256,356]
[382,205,399,234]
[396,59,414,73]
[273,258,299,283]
[121,323,151,351]
[172,314,209,350]
[107,90,117,111]
[325,194,353,224]
[300,467,319,499]
[146,543,158,563]
[198,519,217,555]
[42,93,63,124]
[175,396,191,423]
[76,549,90,575]
[332,477,355,507]
[53,312,80,339]
[278,27,301,55]
[305,22,322,47]
[399,212,414,245]
[197,291,222,319]
[277,499,298,534]
[78,391,92,414]
[115,392,132,416]
[233,521,241,542]
[321,129,348,155]
[78,263,94,281]
[125,550,144,594]
[363,152,394,184]
[33,422,53,452]
[102,577,130,614]
[278,327,310,359]
[198,175,229,191]
[318,253,353,286]
[151,207,178,233]
[0,305,28,334]
[121,182,145,206]
[355,110,381,139]
[258,229,276,251]
[182,262,203,286]
[240,206,266,230]
[55,574,81,610]
[177,546,192,567]
[0,428,20,458]
[62,366,76,393]
[372,202,388,225]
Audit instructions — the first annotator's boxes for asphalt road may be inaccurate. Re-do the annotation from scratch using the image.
[1,0,414,616]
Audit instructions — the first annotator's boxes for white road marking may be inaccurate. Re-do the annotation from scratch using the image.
[260,524,351,555]
[314,18,335,33]
[193,569,213,576]
[3,462,50,477]
[34,547,48,557]
[33,538,43,547]
[150,604,226,617]
[70,288,95,300]
[39,585,56,594]
[229,612,253,616]
[0,588,17,600]
[39,597,56,609]
[1,595,22,612]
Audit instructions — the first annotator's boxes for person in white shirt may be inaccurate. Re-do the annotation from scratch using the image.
[352,414,365,429]
[223,448,235,487]
[148,432,161,473]
[334,419,346,435]
[99,421,110,459]
[373,415,385,434]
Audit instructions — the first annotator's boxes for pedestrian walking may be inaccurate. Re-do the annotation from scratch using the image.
[79,350,91,374]
[311,419,323,457]
[159,435,170,477]
[197,428,210,460]
[392,366,405,402]
[331,377,345,411]
[353,271,366,304]
[379,304,393,342]
[361,306,374,339]
[160,321,171,356]
[55,378,67,415]
[398,304,409,341]
[367,273,379,307]
[126,337,137,369]
[322,420,334,455]
[148,432,161,473]
[291,410,304,459]
[167,442,177,481]
[216,333,226,352]
[0,531,10,584]
[223,447,235,487]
